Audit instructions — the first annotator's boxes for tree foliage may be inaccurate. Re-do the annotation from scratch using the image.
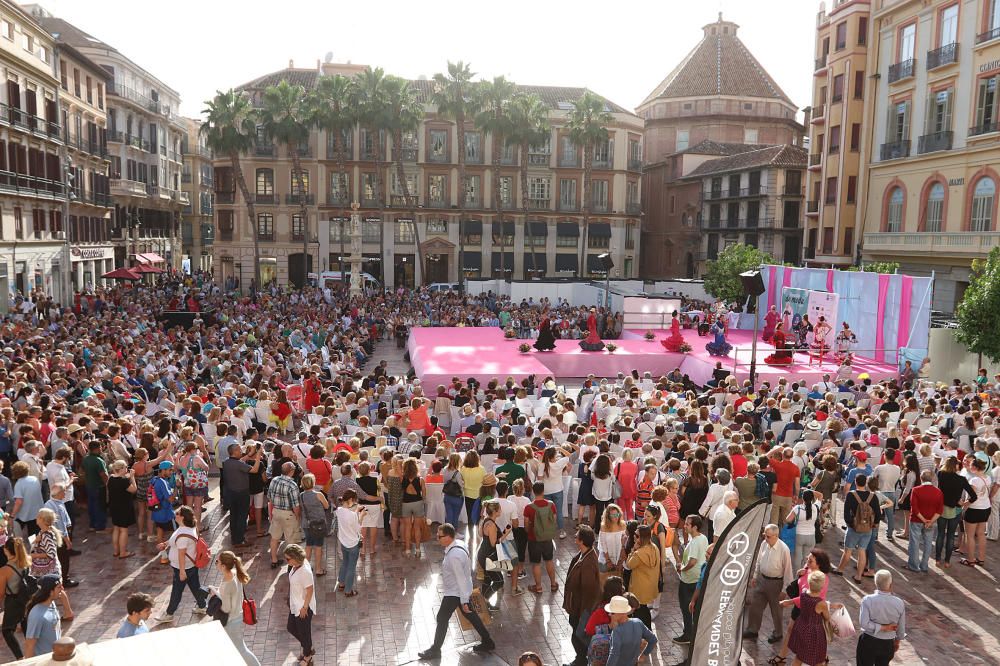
[956,247,1000,363]
[846,261,900,274]
[703,243,775,304]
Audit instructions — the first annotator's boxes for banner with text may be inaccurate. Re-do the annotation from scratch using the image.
[781,288,840,346]
[686,500,770,666]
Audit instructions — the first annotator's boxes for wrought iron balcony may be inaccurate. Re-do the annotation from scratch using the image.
[815,54,827,71]
[528,197,550,210]
[0,171,66,200]
[784,185,803,196]
[110,178,147,198]
[181,171,192,183]
[628,158,642,171]
[396,148,418,162]
[887,59,915,84]
[559,156,580,168]
[528,153,550,166]
[427,197,447,208]
[917,131,953,154]
[285,193,315,205]
[427,152,449,164]
[559,201,579,212]
[809,153,822,167]
[255,193,276,204]
[108,130,124,143]
[216,191,235,204]
[254,144,275,157]
[969,122,1000,137]
[977,26,1000,44]
[626,203,641,215]
[593,158,613,170]
[926,43,958,70]
[880,140,910,161]
[591,201,609,213]
[807,200,820,214]
[327,193,350,206]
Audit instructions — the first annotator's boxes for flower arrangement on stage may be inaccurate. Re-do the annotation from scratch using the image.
[606,343,618,353]
[504,328,517,340]
[644,331,655,341]
[518,343,531,353]
[678,342,692,353]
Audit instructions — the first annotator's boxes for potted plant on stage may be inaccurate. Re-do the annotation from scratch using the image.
[679,342,692,353]
[605,343,618,353]
[504,328,518,340]
[644,331,656,341]
[518,343,531,354]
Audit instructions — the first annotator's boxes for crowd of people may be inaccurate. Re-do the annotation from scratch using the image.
[0,277,993,666]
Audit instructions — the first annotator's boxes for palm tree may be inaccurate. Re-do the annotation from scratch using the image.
[258,80,312,288]
[308,74,355,282]
[384,75,425,287]
[352,67,390,286]
[568,91,612,279]
[475,76,516,281]
[507,93,549,280]
[432,61,478,292]
[201,89,260,288]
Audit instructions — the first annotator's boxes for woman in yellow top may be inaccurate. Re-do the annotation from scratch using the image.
[626,524,661,630]
[461,450,487,528]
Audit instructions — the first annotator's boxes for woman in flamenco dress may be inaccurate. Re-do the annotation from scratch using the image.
[765,322,794,365]
[533,312,558,351]
[809,315,833,365]
[762,305,778,343]
[661,311,686,352]
[579,307,606,351]
[705,318,733,356]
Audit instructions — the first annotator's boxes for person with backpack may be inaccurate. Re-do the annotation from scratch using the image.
[0,537,32,659]
[155,505,208,622]
[834,474,881,584]
[23,573,61,658]
[523,481,560,594]
[604,594,658,666]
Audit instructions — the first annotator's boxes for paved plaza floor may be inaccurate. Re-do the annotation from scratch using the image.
[8,342,998,666]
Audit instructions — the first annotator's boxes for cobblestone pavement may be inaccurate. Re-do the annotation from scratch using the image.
[5,341,998,665]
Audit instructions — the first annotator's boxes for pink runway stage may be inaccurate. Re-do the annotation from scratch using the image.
[408,327,899,386]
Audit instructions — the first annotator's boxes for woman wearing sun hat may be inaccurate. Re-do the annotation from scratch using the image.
[602,594,658,665]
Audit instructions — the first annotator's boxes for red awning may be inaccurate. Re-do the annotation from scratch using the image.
[133,263,164,274]
[101,268,142,281]
[136,253,166,264]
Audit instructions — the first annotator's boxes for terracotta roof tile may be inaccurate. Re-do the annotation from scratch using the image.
[683,144,807,178]
[678,140,767,156]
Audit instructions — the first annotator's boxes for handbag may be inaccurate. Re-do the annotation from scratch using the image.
[442,470,463,497]
[242,588,258,626]
[611,464,623,500]
[184,455,208,491]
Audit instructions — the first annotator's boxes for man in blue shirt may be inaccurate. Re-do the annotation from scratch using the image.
[117,592,154,639]
[24,575,62,657]
[857,569,906,665]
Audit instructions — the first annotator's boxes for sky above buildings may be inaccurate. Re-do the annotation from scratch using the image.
[34,0,817,120]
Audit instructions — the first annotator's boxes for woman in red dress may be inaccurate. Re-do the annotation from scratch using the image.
[302,370,321,412]
[661,311,685,352]
[765,322,794,365]
[579,307,605,351]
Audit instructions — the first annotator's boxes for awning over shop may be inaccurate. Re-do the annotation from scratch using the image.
[556,222,580,237]
[491,221,515,236]
[555,253,578,273]
[524,252,547,273]
[135,252,166,264]
[460,220,482,235]
[461,251,482,270]
[588,222,612,237]
[528,221,548,237]
[587,254,609,274]
[491,252,515,272]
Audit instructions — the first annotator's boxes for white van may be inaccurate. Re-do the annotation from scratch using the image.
[427,282,460,293]
[309,271,382,291]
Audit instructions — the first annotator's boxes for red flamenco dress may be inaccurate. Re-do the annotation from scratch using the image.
[661,314,685,352]
[765,327,794,365]
[578,312,605,351]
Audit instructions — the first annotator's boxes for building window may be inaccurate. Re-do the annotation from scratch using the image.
[428,129,448,162]
[362,219,380,243]
[628,139,641,165]
[394,219,415,244]
[291,214,305,240]
[744,128,758,145]
[428,174,446,205]
[628,181,639,206]
[529,177,551,201]
[559,178,577,209]
[854,71,865,99]
[329,217,346,243]
[464,132,481,163]
[971,178,996,232]
[825,177,838,205]
[257,213,274,240]
[832,75,844,103]
[22,33,32,53]
[256,168,273,195]
[974,76,999,133]
[676,130,689,151]
[927,89,953,133]
[427,219,447,234]
[1,20,11,40]
[391,172,417,198]
[835,22,847,50]
[847,176,857,204]
[593,139,613,165]
[888,100,911,143]
[362,173,377,203]
[886,187,904,232]
[465,175,481,206]
[591,180,609,211]
[291,170,309,195]
[940,4,958,46]
[829,125,841,154]
[990,0,1000,34]
[899,24,916,61]
[498,176,513,207]
[328,171,348,202]
[858,17,868,45]
[850,123,861,151]
[925,182,944,232]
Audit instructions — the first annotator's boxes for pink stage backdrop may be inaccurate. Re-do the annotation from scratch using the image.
[408,327,898,387]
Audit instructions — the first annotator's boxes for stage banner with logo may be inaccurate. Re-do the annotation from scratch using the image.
[781,288,840,345]
[686,500,770,666]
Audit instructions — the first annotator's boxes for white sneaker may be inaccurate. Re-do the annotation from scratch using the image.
[146,535,157,543]
[559,531,567,539]
[155,614,174,623]
[192,607,207,616]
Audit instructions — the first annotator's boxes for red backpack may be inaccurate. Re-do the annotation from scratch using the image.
[177,533,212,569]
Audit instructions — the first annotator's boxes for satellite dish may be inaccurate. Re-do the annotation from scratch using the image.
[324,52,333,63]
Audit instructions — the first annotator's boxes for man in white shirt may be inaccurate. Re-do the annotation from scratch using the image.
[698,468,734,540]
[711,491,739,542]
[873,456,902,540]
[743,524,794,643]
[812,374,837,395]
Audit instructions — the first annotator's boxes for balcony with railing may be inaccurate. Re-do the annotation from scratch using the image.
[110,178,148,197]
[880,140,910,161]
[285,193,315,205]
[395,147,418,162]
[108,130,124,144]
[527,153,550,166]
[969,122,1000,138]
[559,200,579,212]
[528,197,550,210]
[0,171,66,200]
[125,134,150,152]
[628,158,642,171]
[200,173,214,188]
[294,145,312,158]
[591,201,610,214]
[216,191,235,204]
[977,25,1000,44]
[927,42,958,70]
[864,231,1000,257]
[917,131,953,154]
[254,144,275,157]
[200,203,213,215]
[0,102,61,139]
[255,193,276,205]
[784,185,804,196]
[815,54,827,71]
[809,153,822,168]
[107,82,152,109]
[427,151,449,164]
[887,58,915,84]
[558,155,580,168]
[464,195,482,208]
[592,158,613,170]
[169,150,182,163]
[427,196,447,208]
[147,185,173,201]
[176,191,190,205]
[627,203,641,215]
[181,171,192,183]
[806,200,820,214]
[327,192,350,206]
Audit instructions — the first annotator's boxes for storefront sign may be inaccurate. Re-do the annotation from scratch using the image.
[70,247,107,260]
[980,59,1000,74]
[949,178,965,186]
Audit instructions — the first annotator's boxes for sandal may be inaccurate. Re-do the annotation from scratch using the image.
[960,559,977,567]
[337,583,345,591]
[767,658,786,665]
[528,585,543,594]
[119,552,135,559]
[550,584,559,593]
[344,591,358,597]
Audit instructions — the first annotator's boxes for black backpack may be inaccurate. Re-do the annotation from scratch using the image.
[6,565,37,606]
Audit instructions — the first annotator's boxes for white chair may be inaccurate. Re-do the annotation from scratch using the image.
[481,454,498,472]
[769,421,787,437]
[434,397,452,431]
[450,407,463,435]
[424,483,446,525]
[914,417,934,432]
[866,446,884,463]
[563,411,578,426]
[958,435,972,454]
[254,401,273,426]
[201,422,217,442]
[577,393,595,423]
[421,453,437,468]
[306,413,322,426]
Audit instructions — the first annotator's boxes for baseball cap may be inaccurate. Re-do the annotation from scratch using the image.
[158,461,174,470]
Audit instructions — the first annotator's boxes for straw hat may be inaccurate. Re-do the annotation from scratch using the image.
[604,596,632,615]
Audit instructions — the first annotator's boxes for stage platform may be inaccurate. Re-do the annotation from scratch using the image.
[407,327,899,387]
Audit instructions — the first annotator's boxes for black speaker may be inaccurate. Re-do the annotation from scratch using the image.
[597,253,614,271]
[739,270,766,297]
